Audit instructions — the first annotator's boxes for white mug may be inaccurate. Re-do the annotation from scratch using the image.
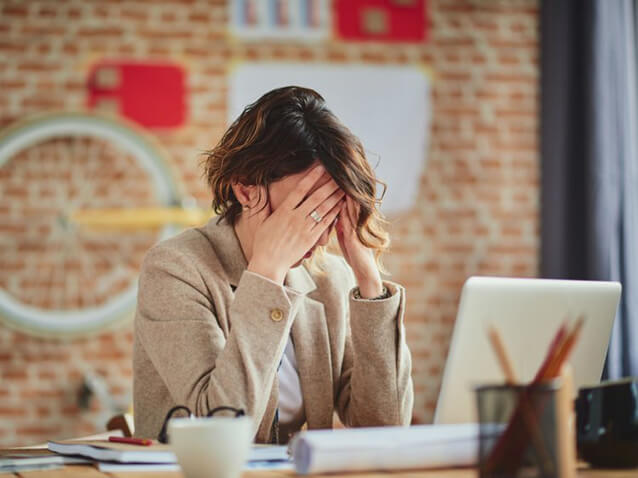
[168,415,253,478]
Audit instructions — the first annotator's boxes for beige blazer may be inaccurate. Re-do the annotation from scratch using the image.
[133,218,413,442]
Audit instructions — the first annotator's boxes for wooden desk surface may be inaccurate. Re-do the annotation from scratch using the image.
[4,465,638,478]
[2,437,634,478]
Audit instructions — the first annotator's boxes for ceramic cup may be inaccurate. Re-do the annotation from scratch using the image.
[167,415,253,478]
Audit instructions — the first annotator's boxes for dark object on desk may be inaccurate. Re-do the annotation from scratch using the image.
[576,378,638,468]
[157,405,245,444]
[106,413,134,437]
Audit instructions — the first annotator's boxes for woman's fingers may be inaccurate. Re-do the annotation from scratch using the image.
[336,201,349,233]
[307,188,344,224]
[337,196,356,237]
[346,196,358,228]
[247,186,271,223]
[336,210,349,260]
[297,176,340,216]
[312,197,344,235]
[281,164,326,210]
[255,198,271,224]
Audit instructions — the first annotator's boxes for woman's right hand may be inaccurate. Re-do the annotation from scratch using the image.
[247,164,345,284]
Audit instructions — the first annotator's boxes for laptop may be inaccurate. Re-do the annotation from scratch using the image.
[433,276,622,425]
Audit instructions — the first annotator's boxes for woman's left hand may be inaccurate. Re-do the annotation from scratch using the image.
[335,196,384,299]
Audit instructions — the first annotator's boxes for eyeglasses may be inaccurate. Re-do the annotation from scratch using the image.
[157,405,246,444]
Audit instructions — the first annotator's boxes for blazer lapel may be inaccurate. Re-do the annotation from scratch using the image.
[202,218,334,432]
[287,267,334,430]
[200,218,246,287]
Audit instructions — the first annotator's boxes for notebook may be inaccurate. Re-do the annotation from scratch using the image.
[47,440,289,465]
[47,440,176,464]
[0,455,90,473]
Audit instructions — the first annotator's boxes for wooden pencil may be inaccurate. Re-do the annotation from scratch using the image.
[533,319,569,382]
[485,317,585,474]
[487,325,517,383]
[544,317,584,379]
[485,325,554,476]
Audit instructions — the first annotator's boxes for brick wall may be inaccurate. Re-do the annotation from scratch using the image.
[0,0,539,445]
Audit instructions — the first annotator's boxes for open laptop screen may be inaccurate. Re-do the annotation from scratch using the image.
[434,276,621,424]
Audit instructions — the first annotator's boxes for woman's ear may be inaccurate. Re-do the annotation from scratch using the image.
[231,182,261,209]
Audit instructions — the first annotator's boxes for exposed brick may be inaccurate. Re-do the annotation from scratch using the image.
[121,8,148,21]
[188,12,210,23]
[138,28,193,39]
[21,25,66,35]
[77,26,124,37]
[432,36,475,47]
[0,42,24,54]
[16,426,63,436]
[0,0,540,444]
[2,5,28,17]
[20,389,66,400]
[67,7,82,19]
[0,407,27,417]
[37,5,57,18]
[160,11,177,22]
[4,370,28,380]
[16,62,60,73]
[0,78,26,88]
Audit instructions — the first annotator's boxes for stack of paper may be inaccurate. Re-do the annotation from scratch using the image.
[48,440,176,463]
[46,439,292,472]
[290,423,479,474]
[0,455,89,473]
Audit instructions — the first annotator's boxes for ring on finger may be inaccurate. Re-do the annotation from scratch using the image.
[309,210,322,223]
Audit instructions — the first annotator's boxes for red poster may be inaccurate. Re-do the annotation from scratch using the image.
[335,0,427,43]
[87,61,186,129]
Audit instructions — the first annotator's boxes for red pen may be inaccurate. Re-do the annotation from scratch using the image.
[109,436,153,446]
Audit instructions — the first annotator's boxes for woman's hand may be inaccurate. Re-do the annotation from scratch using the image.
[247,165,345,284]
[336,196,384,299]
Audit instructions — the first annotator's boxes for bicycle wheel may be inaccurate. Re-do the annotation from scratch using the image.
[0,112,181,337]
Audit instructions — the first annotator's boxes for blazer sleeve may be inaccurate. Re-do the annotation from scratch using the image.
[335,262,414,426]
[135,244,302,438]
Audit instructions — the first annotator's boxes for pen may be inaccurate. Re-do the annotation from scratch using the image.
[108,436,153,446]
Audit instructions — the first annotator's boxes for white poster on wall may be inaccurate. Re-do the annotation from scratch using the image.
[228,63,431,214]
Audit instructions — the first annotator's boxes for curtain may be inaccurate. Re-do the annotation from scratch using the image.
[541,0,638,378]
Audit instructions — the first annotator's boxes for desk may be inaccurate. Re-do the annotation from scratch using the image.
[3,465,637,477]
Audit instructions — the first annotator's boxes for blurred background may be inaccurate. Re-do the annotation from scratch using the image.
[1,0,548,446]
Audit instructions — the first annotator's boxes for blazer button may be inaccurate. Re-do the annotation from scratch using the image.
[270,308,284,322]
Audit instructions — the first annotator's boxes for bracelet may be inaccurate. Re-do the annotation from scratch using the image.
[353,286,390,300]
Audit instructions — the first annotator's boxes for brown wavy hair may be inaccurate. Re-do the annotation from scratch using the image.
[202,86,389,267]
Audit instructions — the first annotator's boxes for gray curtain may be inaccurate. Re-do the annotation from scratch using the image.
[541,0,638,378]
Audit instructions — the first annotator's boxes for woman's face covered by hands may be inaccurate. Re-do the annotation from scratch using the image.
[265,165,338,267]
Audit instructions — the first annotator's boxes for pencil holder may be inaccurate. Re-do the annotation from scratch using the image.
[475,370,576,478]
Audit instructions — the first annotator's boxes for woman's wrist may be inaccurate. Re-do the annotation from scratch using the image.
[354,285,389,300]
[356,274,384,299]
[247,257,287,285]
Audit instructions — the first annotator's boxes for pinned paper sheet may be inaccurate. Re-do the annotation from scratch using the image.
[229,63,431,214]
[87,61,187,129]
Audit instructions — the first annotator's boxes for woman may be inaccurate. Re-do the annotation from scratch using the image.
[133,86,413,443]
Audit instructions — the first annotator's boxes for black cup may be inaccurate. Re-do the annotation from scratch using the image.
[576,378,638,468]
